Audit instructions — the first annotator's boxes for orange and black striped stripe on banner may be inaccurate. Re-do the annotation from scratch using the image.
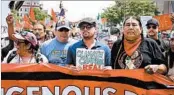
[1,64,174,95]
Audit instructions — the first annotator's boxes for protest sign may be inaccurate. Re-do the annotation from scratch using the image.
[154,14,173,31]
[76,49,105,70]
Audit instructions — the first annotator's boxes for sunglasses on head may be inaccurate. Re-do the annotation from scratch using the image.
[58,28,69,32]
[147,25,157,29]
[80,24,94,30]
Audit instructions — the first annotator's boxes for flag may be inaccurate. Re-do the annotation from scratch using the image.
[29,7,35,22]
[51,8,57,22]
[59,8,65,17]
[23,14,30,22]
[23,15,33,30]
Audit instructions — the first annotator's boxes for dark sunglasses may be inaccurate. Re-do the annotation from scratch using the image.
[58,28,69,32]
[80,25,93,30]
[147,25,157,29]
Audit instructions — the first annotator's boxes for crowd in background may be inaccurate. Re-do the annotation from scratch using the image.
[1,14,174,82]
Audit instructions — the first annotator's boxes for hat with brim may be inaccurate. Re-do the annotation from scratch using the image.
[56,25,71,31]
[146,18,159,26]
[13,33,25,40]
[55,20,71,31]
[78,17,96,28]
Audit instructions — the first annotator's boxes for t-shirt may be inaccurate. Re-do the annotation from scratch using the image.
[40,38,76,66]
[111,38,166,69]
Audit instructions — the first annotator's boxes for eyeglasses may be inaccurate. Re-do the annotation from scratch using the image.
[147,25,157,29]
[80,25,93,30]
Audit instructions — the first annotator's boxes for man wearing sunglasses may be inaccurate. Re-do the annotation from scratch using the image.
[40,20,76,66]
[66,17,111,69]
[146,18,169,54]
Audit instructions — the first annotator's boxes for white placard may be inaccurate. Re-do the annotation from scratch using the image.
[76,48,105,69]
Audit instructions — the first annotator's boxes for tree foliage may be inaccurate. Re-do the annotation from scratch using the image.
[101,0,159,25]
[34,8,49,21]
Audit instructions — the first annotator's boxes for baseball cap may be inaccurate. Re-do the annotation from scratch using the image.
[13,31,38,47]
[78,17,96,27]
[146,18,159,26]
[55,20,71,31]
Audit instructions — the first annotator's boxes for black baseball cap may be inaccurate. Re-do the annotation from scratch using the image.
[146,18,159,26]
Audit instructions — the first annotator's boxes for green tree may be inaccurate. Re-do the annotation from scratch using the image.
[101,0,159,25]
[34,8,49,21]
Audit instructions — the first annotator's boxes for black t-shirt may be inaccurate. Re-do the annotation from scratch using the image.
[111,38,166,69]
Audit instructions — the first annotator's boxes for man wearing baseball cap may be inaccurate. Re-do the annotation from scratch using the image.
[66,17,111,69]
[40,20,76,66]
[146,18,169,54]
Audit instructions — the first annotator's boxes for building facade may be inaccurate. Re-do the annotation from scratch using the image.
[155,0,174,14]
[17,1,42,17]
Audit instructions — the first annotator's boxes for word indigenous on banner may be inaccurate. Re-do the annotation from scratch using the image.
[1,64,174,95]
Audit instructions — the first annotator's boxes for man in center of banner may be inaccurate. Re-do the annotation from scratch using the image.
[66,17,111,70]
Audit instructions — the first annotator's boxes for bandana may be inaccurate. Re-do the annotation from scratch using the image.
[124,36,142,56]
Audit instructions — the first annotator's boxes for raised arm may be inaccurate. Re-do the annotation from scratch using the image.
[6,14,17,41]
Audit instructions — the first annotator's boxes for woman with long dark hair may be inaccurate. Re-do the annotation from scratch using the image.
[111,16,167,75]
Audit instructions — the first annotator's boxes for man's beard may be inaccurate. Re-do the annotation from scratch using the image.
[147,31,156,38]
[83,35,94,40]
[148,34,156,38]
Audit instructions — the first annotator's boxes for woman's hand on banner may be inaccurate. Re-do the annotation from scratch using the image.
[145,64,167,75]
[145,65,159,74]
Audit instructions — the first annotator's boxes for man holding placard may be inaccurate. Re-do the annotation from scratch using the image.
[66,17,111,70]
